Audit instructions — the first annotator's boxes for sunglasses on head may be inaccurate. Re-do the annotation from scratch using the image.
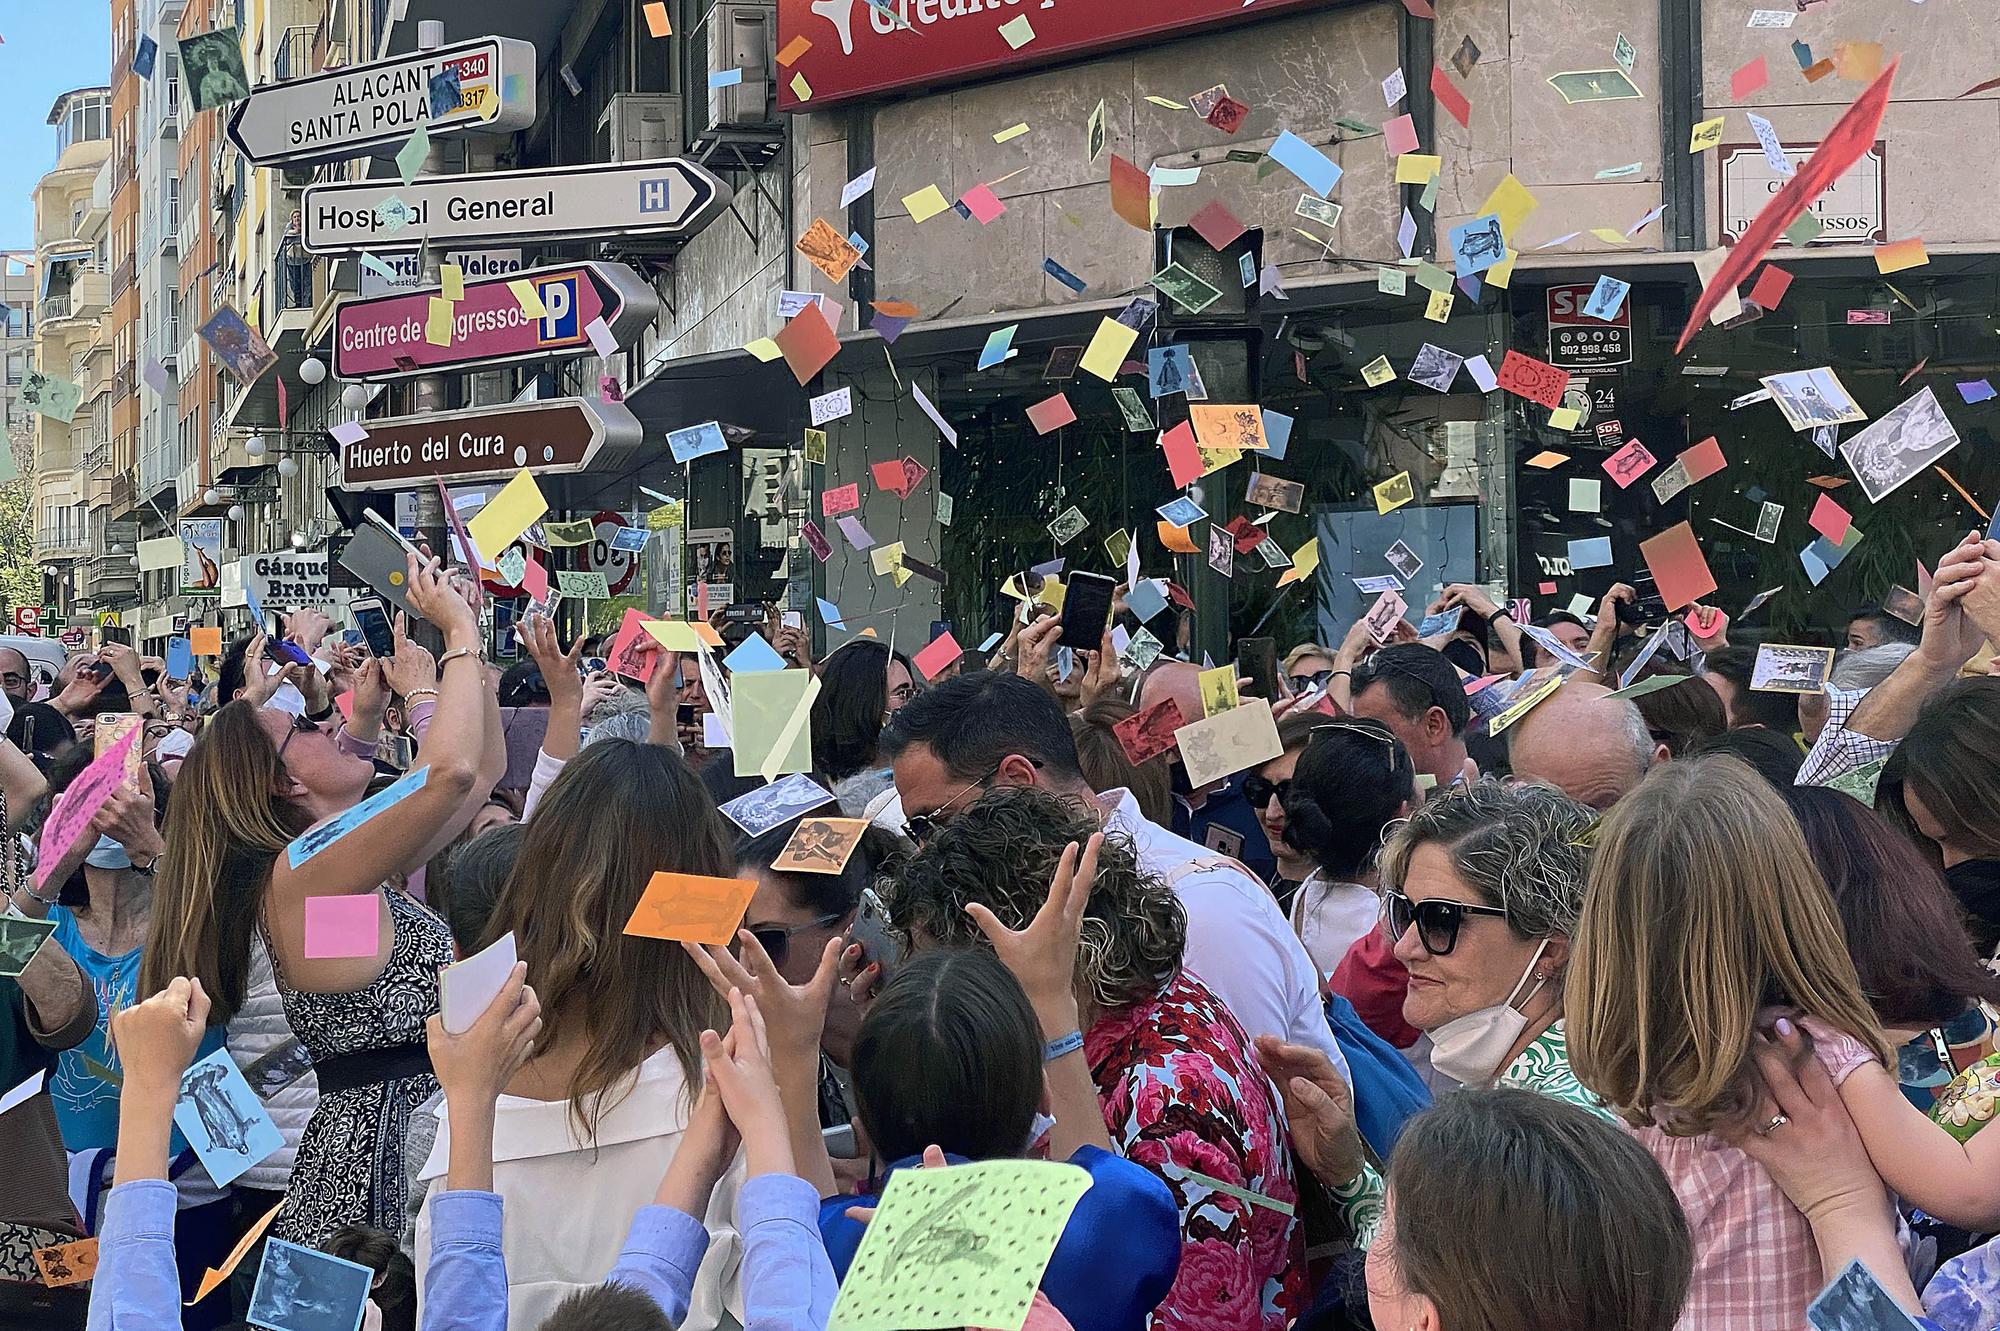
[1383,887,1510,956]
[746,912,845,968]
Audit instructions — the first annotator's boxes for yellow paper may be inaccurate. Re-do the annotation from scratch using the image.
[1478,173,1539,239]
[1277,538,1320,587]
[745,337,783,362]
[732,668,817,778]
[1395,154,1442,184]
[828,1160,1093,1331]
[1197,665,1240,718]
[1589,228,1630,245]
[1549,405,1582,430]
[1425,289,1453,322]
[1689,116,1725,153]
[1373,471,1414,515]
[508,279,547,318]
[440,264,465,301]
[901,185,951,222]
[1485,248,1518,289]
[994,123,1031,143]
[871,541,906,577]
[1361,355,1396,387]
[1079,317,1139,382]
[425,297,453,347]
[1143,95,1186,109]
[1172,697,1283,788]
[466,469,548,563]
[790,73,812,101]
[643,619,705,651]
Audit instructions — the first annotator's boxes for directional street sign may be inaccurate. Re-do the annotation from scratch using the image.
[338,397,644,491]
[301,158,732,255]
[334,261,660,381]
[226,37,536,168]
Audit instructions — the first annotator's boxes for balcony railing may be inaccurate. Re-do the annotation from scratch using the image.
[40,296,70,323]
[275,25,319,82]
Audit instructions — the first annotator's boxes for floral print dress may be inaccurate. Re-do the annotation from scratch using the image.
[1085,968,1304,1331]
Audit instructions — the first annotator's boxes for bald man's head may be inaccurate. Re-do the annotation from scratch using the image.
[1506,679,1667,811]
[1138,660,1203,728]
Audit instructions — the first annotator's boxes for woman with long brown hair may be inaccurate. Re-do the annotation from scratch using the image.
[140,556,501,1247]
[407,737,740,1330]
[1569,754,2000,1330]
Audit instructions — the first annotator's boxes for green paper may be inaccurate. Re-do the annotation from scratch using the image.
[1602,673,1693,703]
[396,123,432,185]
[21,370,83,424]
[827,1159,1093,1331]
[1415,261,1454,294]
[1784,211,1824,247]
[1825,757,1887,806]
[732,668,817,779]
[1334,117,1382,137]
[556,570,609,599]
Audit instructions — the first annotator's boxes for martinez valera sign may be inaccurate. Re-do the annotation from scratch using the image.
[226,37,536,167]
[775,0,1352,110]
[301,158,731,255]
[339,397,644,491]
[334,261,659,380]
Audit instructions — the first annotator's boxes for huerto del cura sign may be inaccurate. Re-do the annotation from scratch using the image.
[334,261,659,380]
[339,398,644,491]
[300,158,731,254]
[226,37,536,167]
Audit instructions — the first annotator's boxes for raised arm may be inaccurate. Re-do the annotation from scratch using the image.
[1843,534,1985,745]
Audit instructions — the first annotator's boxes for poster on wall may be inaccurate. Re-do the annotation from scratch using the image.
[179,519,224,599]
[686,527,735,614]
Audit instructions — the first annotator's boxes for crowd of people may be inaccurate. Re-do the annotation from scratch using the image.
[9,537,2000,1331]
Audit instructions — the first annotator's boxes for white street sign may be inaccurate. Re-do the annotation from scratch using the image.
[301,158,733,255]
[226,36,537,168]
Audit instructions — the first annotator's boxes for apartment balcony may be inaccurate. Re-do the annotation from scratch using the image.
[275,24,321,82]
[35,534,89,563]
[39,268,110,327]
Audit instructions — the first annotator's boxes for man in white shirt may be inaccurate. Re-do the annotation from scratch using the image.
[883,671,1351,1085]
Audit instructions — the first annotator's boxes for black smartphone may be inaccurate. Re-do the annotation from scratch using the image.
[1238,637,1278,700]
[1059,571,1117,649]
[352,596,396,657]
[677,703,697,726]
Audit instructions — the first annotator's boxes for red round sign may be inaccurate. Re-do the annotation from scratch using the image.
[12,607,40,636]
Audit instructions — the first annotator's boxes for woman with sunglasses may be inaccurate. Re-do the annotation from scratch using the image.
[1244,713,1335,913]
[140,554,500,1249]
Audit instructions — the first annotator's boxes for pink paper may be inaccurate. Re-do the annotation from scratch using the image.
[961,184,1006,224]
[1026,393,1077,435]
[822,483,861,516]
[303,895,382,959]
[1384,113,1419,156]
[1603,438,1657,488]
[1809,493,1852,543]
[606,607,663,683]
[1161,420,1201,488]
[36,729,139,887]
[520,551,550,602]
[913,631,964,681]
[871,458,913,498]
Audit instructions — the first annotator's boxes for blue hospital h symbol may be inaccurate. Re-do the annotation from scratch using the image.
[638,178,671,213]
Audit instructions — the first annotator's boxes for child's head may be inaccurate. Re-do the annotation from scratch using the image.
[438,822,526,956]
[850,947,1042,1165]
[323,1226,415,1331]
[1566,754,1889,1136]
[537,1283,672,1331]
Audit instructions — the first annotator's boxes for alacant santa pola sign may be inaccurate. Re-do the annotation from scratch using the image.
[226,36,536,168]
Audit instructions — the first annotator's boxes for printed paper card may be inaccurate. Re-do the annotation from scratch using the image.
[247,1238,375,1331]
[623,872,760,947]
[175,1048,283,1189]
[1172,697,1283,788]
[286,767,432,870]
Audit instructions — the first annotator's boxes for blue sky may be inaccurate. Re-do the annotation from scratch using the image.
[0,6,114,248]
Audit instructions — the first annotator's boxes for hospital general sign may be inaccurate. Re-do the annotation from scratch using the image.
[333,261,659,380]
[775,0,1356,110]
[300,159,732,255]
[226,37,536,167]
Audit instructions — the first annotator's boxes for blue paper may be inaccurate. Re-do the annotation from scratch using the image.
[1809,532,1859,571]
[1043,258,1088,294]
[1155,497,1206,528]
[1800,543,1831,586]
[249,1239,375,1331]
[175,1047,284,1188]
[723,632,789,675]
[1267,131,1342,198]
[848,231,870,257]
[1125,579,1169,623]
[1416,611,1459,638]
[1567,536,1614,569]
[977,631,1004,652]
[287,766,432,869]
[1959,379,1996,405]
[1147,346,1195,398]
[708,67,745,89]
[1261,409,1294,462]
[978,324,1019,370]
[610,526,649,552]
[427,67,463,119]
[244,581,268,631]
[1448,215,1505,276]
[817,597,847,630]
[133,35,158,79]
[667,421,728,464]
[1239,253,1256,288]
[165,635,193,680]
[1397,208,1418,258]
[1581,275,1631,322]
[1457,274,1483,301]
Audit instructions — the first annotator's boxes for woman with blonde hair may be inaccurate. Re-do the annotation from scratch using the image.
[1569,753,2000,1330]
[407,737,741,1329]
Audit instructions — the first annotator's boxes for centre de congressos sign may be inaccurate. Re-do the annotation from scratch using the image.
[300,158,732,255]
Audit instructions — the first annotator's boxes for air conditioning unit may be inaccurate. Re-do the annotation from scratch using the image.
[600,94,685,163]
[698,2,776,134]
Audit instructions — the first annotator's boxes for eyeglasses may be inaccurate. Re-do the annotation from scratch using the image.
[1242,774,1291,809]
[276,713,319,762]
[887,681,917,706]
[902,759,1040,843]
[1383,888,1511,956]
[746,912,846,969]
[0,672,26,688]
[1287,669,1333,694]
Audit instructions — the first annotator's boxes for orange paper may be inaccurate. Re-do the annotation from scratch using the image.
[775,302,840,386]
[1157,520,1200,554]
[1679,436,1726,482]
[1188,404,1268,451]
[190,626,223,656]
[1109,153,1151,230]
[642,1,672,36]
[1875,237,1928,274]
[623,872,759,946]
[1639,521,1718,612]
[32,1237,97,1288]
[188,1199,282,1304]
[775,34,810,65]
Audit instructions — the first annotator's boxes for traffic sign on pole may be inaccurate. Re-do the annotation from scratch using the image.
[301,158,733,254]
[337,397,645,492]
[226,37,537,168]
[333,261,660,381]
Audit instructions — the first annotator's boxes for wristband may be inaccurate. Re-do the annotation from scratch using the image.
[1485,607,1511,625]
[1043,1030,1084,1062]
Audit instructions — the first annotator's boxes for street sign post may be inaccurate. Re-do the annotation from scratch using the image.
[226,37,537,168]
[338,397,645,491]
[334,261,660,381]
[301,158,732,254]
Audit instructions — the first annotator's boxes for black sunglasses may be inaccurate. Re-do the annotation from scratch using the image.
[1383,888,1510,957]
[1286,669,1333,693]
[746,912,845,969]
[1242,774,1290,809]
[901,759,1040,844]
